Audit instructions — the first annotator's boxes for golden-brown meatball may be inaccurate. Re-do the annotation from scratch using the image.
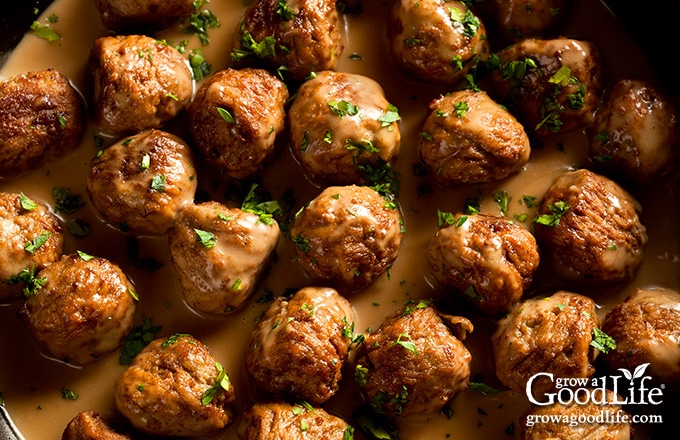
[62,410,132,440]
[87,129,197,235]
[290,185,403,294]
[246,287,355,405]
[354,303,473,417]
[188,68,288,180]
[94,0,196,33]
[418,89,530,186]
[168,201,280,315]
[114,334,235,437]
[18,253,137,365]
[0,69,85,178]
[88,35,193,136]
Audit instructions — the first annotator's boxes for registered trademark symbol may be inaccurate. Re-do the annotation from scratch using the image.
[661,384,665,389]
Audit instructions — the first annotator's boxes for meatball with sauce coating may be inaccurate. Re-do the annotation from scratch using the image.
[94,0,196,33]
[115,334,235,437]
[88,35,193,136]
[0,192,64,301]
[246,287,355,405]
[485,0,573,42]
[62,410,132,440]
[0,69,85,178]
[18,253,137,365]
[290,185,403,294]
[427,213,540,316]
[87,129,197,235]
[534,168,647,283]
[288,70,401,186]
[418,89,530,186]
[354,302,473,417]
[169,201,280,315]
[188,68,288,180]
[387,0,489,85]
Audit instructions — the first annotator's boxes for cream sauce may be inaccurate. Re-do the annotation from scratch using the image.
[0,0,678,439]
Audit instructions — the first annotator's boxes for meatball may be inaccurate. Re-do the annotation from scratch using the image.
[387,0,489,84]
[62,410,132,440]
[94,0,196,33]
[290,185,403,294]
[534,168,647,283]
[169,201,280,315]
[418,89,530,186]
[188,68,288,180]
[588,79,680,186]
[427,213,540,316]
[486,0,573,42]
[601,287,680,384]
[492,291,599,396]
[489,38,602,137]
[18,253,137,365]
[0,192,64,301]
[246,287,355,405]
[87,129,197,235]
[231,0,343,81]
[353,303,473,417]
[288,71,401,186]
[239,402,354,440]
[88,35,193,136]
[114,334,235,436]
[0,69,85,178]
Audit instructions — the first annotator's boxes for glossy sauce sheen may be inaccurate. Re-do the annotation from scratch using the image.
[1,0,679,438]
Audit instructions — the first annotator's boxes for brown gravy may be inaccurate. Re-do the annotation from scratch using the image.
[1,0,678,439]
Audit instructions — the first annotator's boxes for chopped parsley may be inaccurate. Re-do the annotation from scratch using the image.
[19,193,38,211]
[449,7,480,38]
[150,175,166,192]
[61,388,78,401]
[391,333,418,355]
[493,190,511,216]
[30,20,61,42]
[201,362,230,405]
[24,231,51,254]
[328,100,359,117]
[453,101,469,118]
[119,317,162,365]
[189,48,212,81]
[241,184,282,225]
[195,229,217,249]
[590,328,617,354]
[534,201,570,226]
[217,107,235,123]
[53,187,85,214]
[184,2,220,45]
[231,29,277,62]
[378,104,401,127]
[275,0,297,20]
[7,266,46,298]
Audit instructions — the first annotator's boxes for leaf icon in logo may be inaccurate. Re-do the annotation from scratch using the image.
[618,368,633,381]
[618,363,650,385]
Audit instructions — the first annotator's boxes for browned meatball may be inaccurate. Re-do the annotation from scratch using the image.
[486,0,573,42]
[94,0,196,33]
[492,291,599,396]
[387,0,489,84]
[290,185,403,294]
[87,129,197,235]
[62,410,132,440]
[534,169,647,283]
[0,69,85,178]
[288,71,401,186]
[239,402,354,440]
[168,201,280,315]
[231,0,343,81]
[353,303,473,417]
[601,287,680,384]
[246,287,355,405]
[188,68,288,180]
[88,35,193,136]
[0,192,64,301]
[18,253,137,365]
[489,38,602,137]
[588,79,680,186]
[114,334,235,436]
[427,213,540,316]
[418,89,530,186]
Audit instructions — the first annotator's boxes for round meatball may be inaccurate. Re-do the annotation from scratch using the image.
[418,89,530,186]
[588,79,680,186]
[18,253,137,365]
[601,287,680,384]
[94,0,196,33]
[353,303,473,417]
[489,38,602,137]
[388,0,489,84]
[87,129,197,235]
[232,0,343,81]
[534,169,647,283]
[239,402,354,440]
[0,69,85,178]
[486,0,573,42]
[427,213,540,316]
[88,34,193,136]
[114,334,235,436]
[0,192,64,301]
[290,185,403,294]
[246,287,355,405]
[62,410,132,440]
[169,201,280,315]
[188,68,288,180]
[492,291,599,396]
